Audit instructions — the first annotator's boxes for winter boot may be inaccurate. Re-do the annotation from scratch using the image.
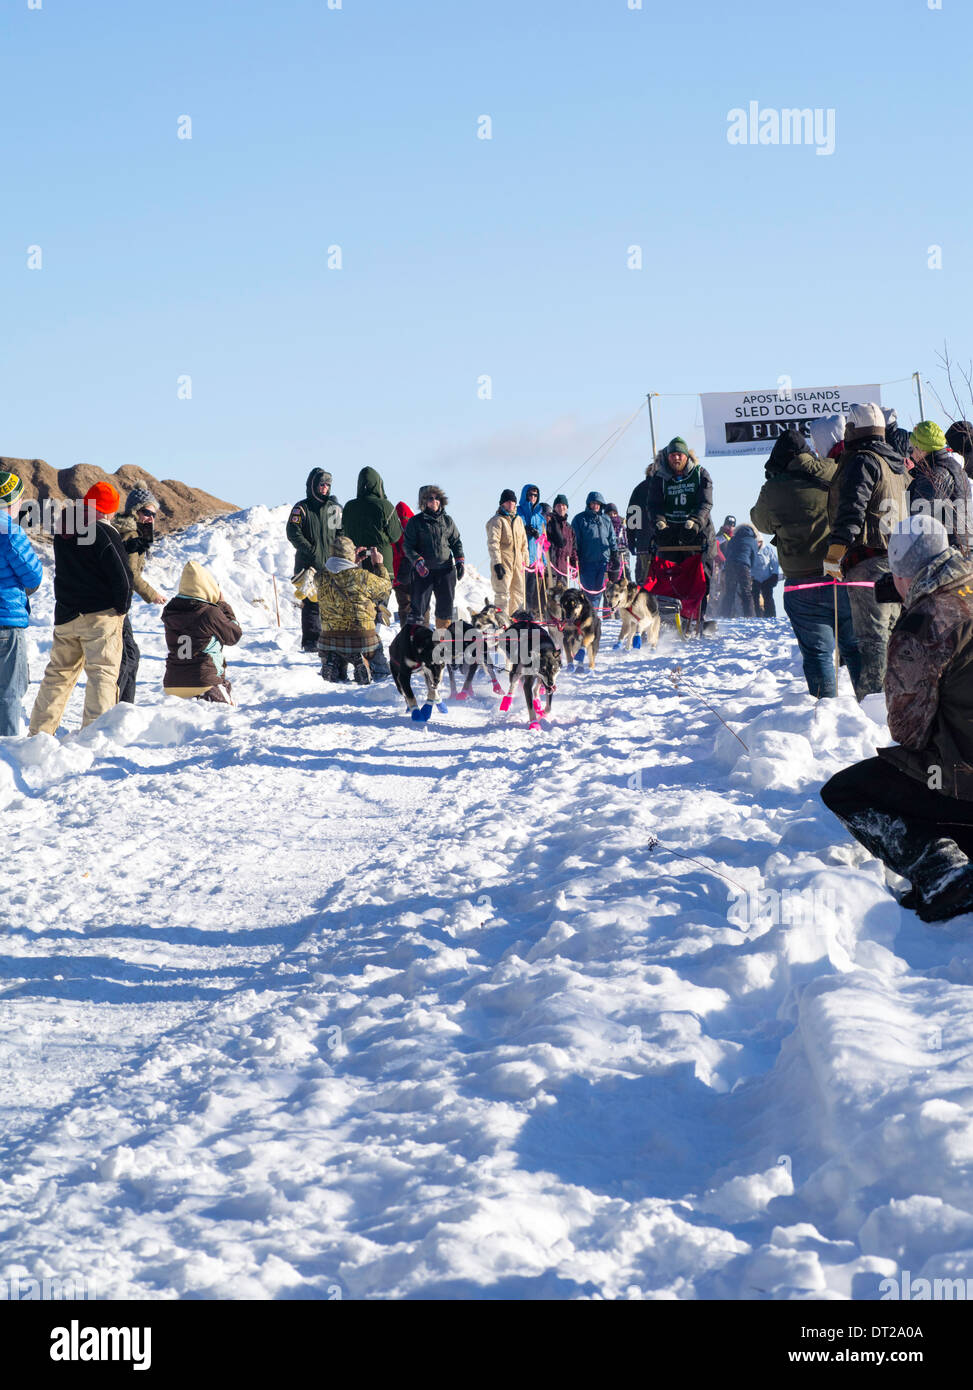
[843,810,973,922]
[369,642,391,680]
[321,651,347,683]
[353,654,372,686]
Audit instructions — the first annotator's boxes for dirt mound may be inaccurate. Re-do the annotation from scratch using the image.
[0,457,238,535]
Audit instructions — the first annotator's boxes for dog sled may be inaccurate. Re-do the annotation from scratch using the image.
[641,543,711,639]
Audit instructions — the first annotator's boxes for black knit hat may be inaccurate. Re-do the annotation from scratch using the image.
[500,488,517,504]
[946,420,973,460]
[554,494,568,507]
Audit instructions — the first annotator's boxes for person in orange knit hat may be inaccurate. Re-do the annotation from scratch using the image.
[29,482,134,734]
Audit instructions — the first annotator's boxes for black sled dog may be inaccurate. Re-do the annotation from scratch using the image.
[499,614,562,730]
[389,622,446,722]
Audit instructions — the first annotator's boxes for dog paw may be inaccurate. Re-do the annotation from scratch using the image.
[632,634,642,649]
[436,701,449,714]
[499,695,513,712]
[528,720,541,732]
[411,703,433,722]
[532,698,544,714]
[452,691,470,701]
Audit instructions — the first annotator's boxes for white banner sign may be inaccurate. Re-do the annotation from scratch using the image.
[700,384,882,457]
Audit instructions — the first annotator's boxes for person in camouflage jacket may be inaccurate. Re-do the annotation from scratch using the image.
[822,515,973,922]
[317,536,392,685]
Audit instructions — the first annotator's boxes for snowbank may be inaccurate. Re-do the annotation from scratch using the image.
[0,508,970,1300]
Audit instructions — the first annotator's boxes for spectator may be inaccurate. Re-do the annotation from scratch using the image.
[162,561,242,704]
[341,468,403,574]
[604,503,632,583]
[486,489,528,618]
[391,500,415,625]
[821,515,973,921]
[30,482,132,735]
[945,420,973,480]
[317,536,393,684]
[571,491,617,601]
[808,413,845,465]
[517,484,547,618]
[822,402,909,697]
[750,535,780,615]
[720,523,758,618]
[752,427,860,699]
[286,469,343,653]
[0,470,44,737]
[546,494,577,586]
[402,486,464,628]
[906,420,972,554]
[114,487,165,703]
[882,405,911,459]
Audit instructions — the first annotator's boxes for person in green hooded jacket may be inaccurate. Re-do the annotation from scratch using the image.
[341,468,403,574]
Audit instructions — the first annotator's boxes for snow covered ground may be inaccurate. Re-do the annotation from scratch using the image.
[0,505,971,1301]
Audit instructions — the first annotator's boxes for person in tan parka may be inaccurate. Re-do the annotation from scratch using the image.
[486,489,528,617]
[317,536,392,684]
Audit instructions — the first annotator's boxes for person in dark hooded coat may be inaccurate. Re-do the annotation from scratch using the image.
[341,467,403,573]
[751,427,861,698]
[286,469,343,651]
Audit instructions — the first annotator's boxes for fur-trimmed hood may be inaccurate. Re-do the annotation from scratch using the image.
[418,484,448,508]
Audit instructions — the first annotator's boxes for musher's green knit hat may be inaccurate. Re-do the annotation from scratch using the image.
[667,437,690,456]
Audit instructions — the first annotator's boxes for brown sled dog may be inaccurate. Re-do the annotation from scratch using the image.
[605,578,661,651]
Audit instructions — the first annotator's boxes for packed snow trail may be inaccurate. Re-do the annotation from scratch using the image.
[0,507,971,1300]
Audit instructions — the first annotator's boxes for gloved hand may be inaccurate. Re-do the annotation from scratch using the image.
[873,571,903,605]
[527,526,539,540]
[494,563,506,580]
[823,543,846,579]
[414,557,429,578]
[654,518,667,532]
[455,560,465,581]
[683,518,698,533]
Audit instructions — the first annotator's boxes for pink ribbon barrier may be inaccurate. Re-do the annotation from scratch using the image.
[782,580,878,592]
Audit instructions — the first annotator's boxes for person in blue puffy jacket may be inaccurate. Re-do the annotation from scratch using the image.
[518,483,547,617]
[0,470,44,736]
[571,491,618,601]
[720,523,758,618]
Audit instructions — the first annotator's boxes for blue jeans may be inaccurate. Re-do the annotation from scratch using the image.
[0,626,28,737]
[783,581,861,699]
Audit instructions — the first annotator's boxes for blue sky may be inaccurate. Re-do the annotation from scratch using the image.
[3,0,970,564]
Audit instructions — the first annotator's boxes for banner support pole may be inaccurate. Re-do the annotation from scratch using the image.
[913,370,925,421]
[647,392,658,462]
